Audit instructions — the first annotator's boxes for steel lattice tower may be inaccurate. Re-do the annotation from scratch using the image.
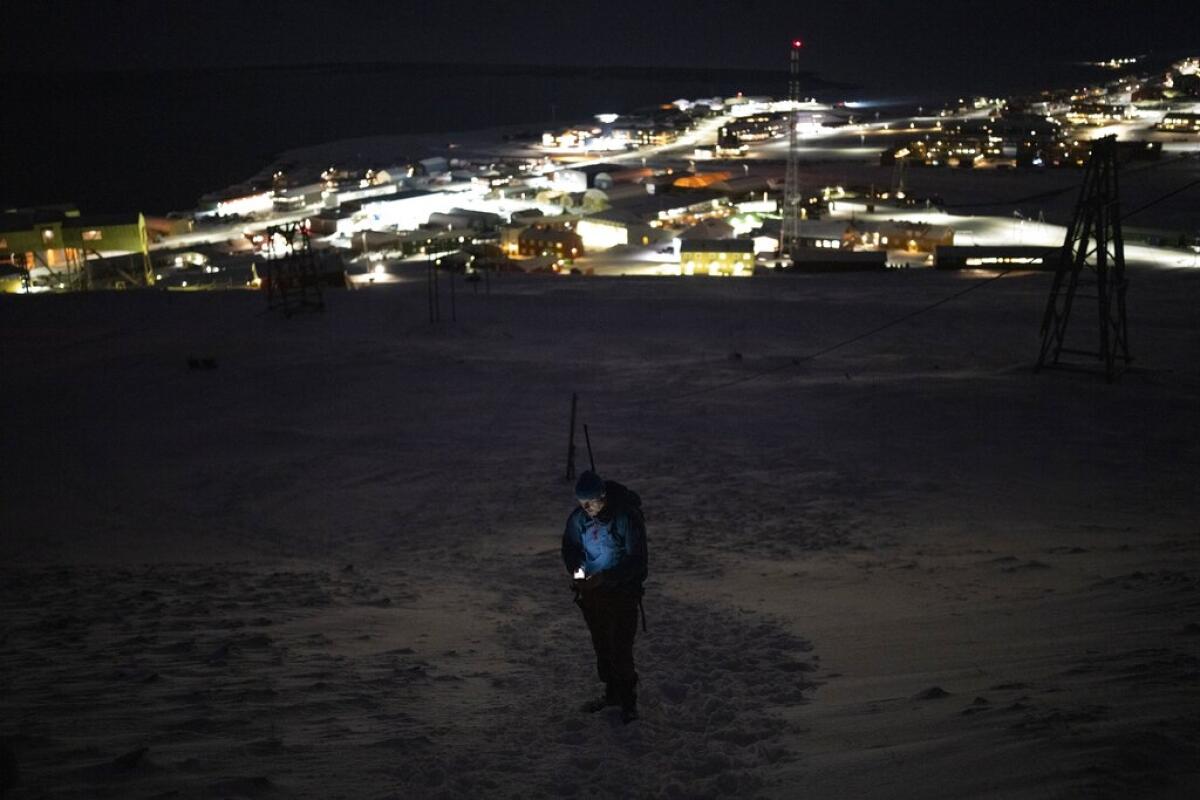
[1036,135,1131,382]
[265,221,326,317]
[780,39,803,259]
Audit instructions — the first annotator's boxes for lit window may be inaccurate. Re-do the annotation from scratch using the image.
[82,230,103,241]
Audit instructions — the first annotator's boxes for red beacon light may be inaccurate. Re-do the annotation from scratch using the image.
[792,39,803,49]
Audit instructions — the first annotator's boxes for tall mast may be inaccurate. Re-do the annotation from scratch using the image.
[781,39,803,259]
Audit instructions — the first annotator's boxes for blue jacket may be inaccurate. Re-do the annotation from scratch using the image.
[561,483,647,594]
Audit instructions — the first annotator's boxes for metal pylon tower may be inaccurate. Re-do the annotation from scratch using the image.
[265,221,326,317]
[1036,135,1131,382]
[780,39,803,259]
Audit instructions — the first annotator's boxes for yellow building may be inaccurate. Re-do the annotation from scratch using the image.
[1159,112,1200,133]
[0,210,153,290]
[679,239,755,277]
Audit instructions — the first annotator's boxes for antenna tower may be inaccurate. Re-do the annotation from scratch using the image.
[1036,135,1131,382]
[780,39,803,259]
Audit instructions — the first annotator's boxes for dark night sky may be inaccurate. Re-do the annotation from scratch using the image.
[2,1,1196,212]
[5,1,1197,92]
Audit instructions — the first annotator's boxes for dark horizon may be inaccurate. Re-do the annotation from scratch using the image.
[0,59,851,93]
[5,1,1197,88]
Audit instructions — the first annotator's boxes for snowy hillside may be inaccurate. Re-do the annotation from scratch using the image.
[2,266,1198,798]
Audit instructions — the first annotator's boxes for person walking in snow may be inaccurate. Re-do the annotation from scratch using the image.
[562,470,648,724]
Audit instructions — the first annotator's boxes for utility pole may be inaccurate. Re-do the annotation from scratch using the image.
[1036,136,1131,382]
[565,392,578,481]
[780,39,804,261]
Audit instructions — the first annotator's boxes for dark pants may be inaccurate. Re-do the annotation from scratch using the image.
[577,589,640,709]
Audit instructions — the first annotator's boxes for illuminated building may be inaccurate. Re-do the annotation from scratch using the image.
[428,208,502,232]
[606,190,731,226]
[1158,112,1200,132]
[678,239,755,277]
[1065,102,1132,125]
[792,219,954,254]
[717,113,789,149]
[793,220,853,250]
[576,211,660,251]
[273,183,327,213]
[346,230,404,255]
[883,134,1002,169]
[633,126,681,147]
[517,226,584,259]
[552,163,629,193]
[869,221,954,254]
[935,245,1051,270]
[354,190,444,231]
[349,228,465,258]
[416,157,450,176]
[580,184,653,209]
[308,208,357,237]
[499,223,526,255]
[0,209,153,290]
[324,182,400,207]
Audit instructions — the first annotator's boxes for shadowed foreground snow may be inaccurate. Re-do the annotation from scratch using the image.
[2,267,1198,798]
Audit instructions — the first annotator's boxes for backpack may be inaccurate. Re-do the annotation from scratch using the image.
[603,480,649,588]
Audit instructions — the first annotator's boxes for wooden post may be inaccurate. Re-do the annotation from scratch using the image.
[433,259,441,321]
[565,393,578,480]
[427,260,435,323]
[583,424,596,472]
